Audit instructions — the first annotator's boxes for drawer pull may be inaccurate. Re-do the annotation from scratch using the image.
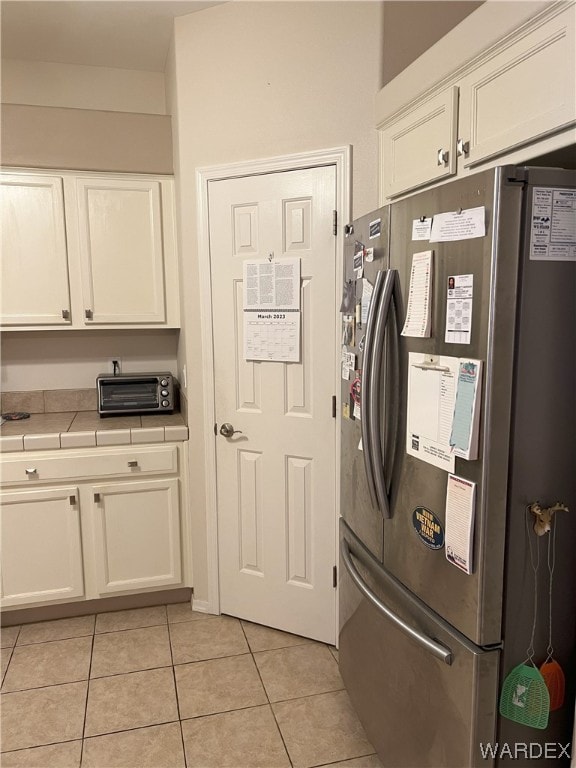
[94,493,101,503]
[128,461,139,468]
[25,468,38,477]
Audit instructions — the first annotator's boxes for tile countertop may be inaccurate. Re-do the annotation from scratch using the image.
[0,411,188,452]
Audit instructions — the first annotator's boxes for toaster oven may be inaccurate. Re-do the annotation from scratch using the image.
[97,373,174,416]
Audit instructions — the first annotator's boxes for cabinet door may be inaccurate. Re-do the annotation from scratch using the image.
[0,174,71,326]
[91,478,181,594]
[76,178,166,324]
[0,487,84,607]
[379,86,458,199]
[459,3,576,168]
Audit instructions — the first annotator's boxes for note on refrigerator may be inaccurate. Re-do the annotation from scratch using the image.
[450,359,482,460]
[445,474,476,574]
[430,207,486,242]
[406,353,458,472]
[401,251,433,338]
[445,273,473,344]
[361,279,374,325]
[412,217,432,241]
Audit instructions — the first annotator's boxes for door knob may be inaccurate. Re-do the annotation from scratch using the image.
[219,423,242,438]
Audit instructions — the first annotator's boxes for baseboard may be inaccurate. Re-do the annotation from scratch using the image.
[1,587,192,627]
[191,598,216,615]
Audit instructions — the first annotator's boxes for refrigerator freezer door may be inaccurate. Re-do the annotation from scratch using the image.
[339,520,500,768]
[340,207,390,560]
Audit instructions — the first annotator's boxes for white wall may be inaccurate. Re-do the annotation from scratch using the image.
[0,331,178,392]
[168,0,384,603]
[2,59,167,115]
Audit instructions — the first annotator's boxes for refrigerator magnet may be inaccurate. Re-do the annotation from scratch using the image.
[369,218,381,239]
[412,507,445,550]
[353,242,364,278]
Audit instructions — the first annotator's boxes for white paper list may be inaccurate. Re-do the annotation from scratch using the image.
[401,250,433,338]
[445,474,476,574]
[406,353,459,472]
[430,207,486,242]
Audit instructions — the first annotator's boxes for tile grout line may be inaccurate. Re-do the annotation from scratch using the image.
[239,620,295,768]
[79,614,97,765]
[166,604,189,768]
[0,624,22,691]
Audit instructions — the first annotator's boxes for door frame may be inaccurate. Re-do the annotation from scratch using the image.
[195,146,351,629]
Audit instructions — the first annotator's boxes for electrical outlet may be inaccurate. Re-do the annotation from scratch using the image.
[110,358,122,375]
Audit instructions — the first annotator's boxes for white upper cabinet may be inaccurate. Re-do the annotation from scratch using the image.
[1,175,72,326]
[1,170,180,330]
[458,4,576,168]
[376,1,576,202]
[380,86,459,199]
[76,178,166,324]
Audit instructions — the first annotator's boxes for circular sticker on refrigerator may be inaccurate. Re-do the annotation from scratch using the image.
[412,507,444,550]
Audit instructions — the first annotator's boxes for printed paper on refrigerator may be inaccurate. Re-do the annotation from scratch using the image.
[401,250,433,338]
[406,352,458,472]
[445,273,473,344]
[450,359,482,460]
[430,207,486,242]
[445,474,476,574]
[529,187,576,261]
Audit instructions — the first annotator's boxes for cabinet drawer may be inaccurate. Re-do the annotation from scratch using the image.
[1,444,178,485]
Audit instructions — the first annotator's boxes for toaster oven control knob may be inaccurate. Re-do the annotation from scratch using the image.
[161,378,168,386]
[162,400,170,407]
[161,389,169,396]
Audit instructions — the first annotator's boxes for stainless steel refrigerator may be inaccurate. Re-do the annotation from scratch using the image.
[339,166,576,767]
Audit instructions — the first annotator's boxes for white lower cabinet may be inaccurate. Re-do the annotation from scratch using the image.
[91,478,181,594]
[0,444,189,610]
[0,486,84,607]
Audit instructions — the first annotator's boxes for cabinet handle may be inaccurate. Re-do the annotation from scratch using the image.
[69,495,77,505]
[85,309,93,320]
[25,468,38,477]
[457,139,470,157]
[128,460,139,468]
[437,149,449,166]
[62,309,70,320]
[94,493,101,503]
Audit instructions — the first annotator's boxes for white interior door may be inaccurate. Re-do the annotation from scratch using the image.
[209,165,337,643]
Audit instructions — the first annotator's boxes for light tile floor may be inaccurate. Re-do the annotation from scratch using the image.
[0,604,383,768]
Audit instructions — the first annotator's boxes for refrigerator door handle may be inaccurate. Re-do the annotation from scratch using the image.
[341,537,454,665]
[368,270,397,519]
[360,270,385,510]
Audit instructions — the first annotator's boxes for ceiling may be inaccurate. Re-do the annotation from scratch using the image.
[0,1,222,72]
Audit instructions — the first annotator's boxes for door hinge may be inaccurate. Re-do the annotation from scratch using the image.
[333,210,337,236]
[214,423,217,436]
[332,395,336,418]
[333,565,338,588]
